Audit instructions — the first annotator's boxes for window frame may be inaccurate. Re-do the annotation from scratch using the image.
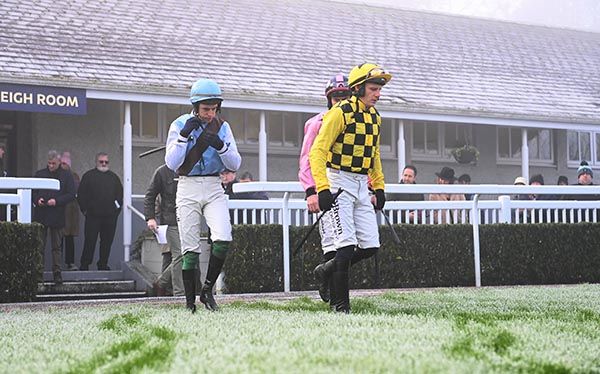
[379,117,396,159]
[496,127,554,166]
[265,110,304,152]
[410,121,474,162]
[121,102,182,147]
[566,130,600,168]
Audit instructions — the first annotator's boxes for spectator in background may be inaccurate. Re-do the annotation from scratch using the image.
[528,174,548,222]
[458,173,472,200]
[78,152,123,271]
[513,176,528,197]
[144,164,184,296]
[574,162,594,188]
[512,176,528,221]
[557,176,568,186]
[0,144,8,222]
[429,166,465,224]
[33,150,76,284]
[222,170,268,224]
[570,161,600,200]
[561,161,600,222]
[528,174,548,201]
[220,169,238,198]
[545,175,569,201]
[60,151,81,271]
[221,170,268,200]
[0,144,7,177]
[386,165,424,223]
[237,171,268,200]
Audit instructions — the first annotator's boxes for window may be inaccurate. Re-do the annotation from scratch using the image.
[220,108,260,145]
[411,121,473,161]
[124,102,187,145]
[567,130,600,166]
[379,118,394,154]
[497,127,553,164]
[130,102,159,141]
[266,111,303,148]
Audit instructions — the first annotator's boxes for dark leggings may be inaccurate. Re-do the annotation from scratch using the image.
[64,235,75,264]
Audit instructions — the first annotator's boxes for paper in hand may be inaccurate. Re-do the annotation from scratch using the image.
[154,225,168,244]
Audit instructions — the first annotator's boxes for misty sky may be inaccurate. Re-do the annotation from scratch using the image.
[337,0,600,33]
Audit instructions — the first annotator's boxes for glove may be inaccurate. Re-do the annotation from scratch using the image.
[202,132,225,150]
[180,117,204,138]
[374,189,386,210]
[318,189,334,212]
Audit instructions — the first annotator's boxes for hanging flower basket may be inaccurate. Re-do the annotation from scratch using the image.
[451,145,479,164]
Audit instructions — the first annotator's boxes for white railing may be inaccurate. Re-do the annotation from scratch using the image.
[127,183,600,292]
[226,199,600,226]
[232,182,600,291]
[0,178,61,223]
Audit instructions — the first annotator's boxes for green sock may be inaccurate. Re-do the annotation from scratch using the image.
[211,241,230,260]
[182,252,199,270]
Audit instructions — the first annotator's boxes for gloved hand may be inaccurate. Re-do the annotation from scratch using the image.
[318,189,334,212]
[374,189,386,210]
[180,117,204,138]
[202,132,224,150]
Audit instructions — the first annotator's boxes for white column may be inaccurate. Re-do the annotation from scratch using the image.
[521,128,529,181]
[123,102,132,262]
[259,111,267,181]
[397,120,406,182]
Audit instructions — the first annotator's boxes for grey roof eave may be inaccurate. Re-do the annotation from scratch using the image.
[2,75,599,129]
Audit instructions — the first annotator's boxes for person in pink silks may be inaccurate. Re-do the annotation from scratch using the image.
[298,73,352,304]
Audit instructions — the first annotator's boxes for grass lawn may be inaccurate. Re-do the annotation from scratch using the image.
[1,284,600,373]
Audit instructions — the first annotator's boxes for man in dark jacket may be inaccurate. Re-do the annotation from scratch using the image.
[144,164,183,296]
[78,152,123,271]
[33,150,76,283]
[386,165,425,223]
[564,161,600,222]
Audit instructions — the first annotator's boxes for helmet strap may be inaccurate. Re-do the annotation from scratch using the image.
[193,100,223,114]
[353,84,366,98]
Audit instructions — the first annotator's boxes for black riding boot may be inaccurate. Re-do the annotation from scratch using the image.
[314,258,335,303]
[182,269,197,313]
[331,269,350,313]
[329,256,351,314]
[200,254,225,311]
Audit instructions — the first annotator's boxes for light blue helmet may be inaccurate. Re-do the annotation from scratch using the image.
[189,79,223,104]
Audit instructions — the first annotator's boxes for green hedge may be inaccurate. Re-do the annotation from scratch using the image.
[0,222,44,303]
[224,223,600,293]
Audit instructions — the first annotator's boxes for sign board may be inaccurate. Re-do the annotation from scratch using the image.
[0,83,87,115]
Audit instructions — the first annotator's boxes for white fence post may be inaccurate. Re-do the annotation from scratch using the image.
[282,192,291,292]
[16,189,32,223]
[472,194,481,287]
[123,102,132,262]
[498,195,512,223]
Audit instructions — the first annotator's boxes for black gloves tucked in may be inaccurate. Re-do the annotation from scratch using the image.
[318,189,334,212]
[374,189,386,210]
[202,132,224,150]
[180,117,204,138]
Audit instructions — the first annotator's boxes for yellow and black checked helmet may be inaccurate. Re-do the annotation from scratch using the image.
[348,63,392,88]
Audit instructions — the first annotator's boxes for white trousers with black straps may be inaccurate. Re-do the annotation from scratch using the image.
[322,169,380,250]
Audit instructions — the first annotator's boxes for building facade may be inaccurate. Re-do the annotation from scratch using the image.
[1,0,599,270]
